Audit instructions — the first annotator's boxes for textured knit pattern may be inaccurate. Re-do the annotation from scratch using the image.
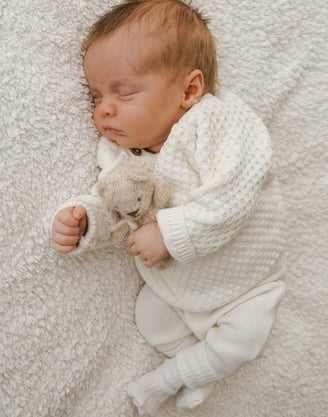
[1,1,327,416]
[140,92,286,311]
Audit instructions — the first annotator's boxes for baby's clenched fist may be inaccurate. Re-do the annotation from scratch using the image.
[51,206,87,254]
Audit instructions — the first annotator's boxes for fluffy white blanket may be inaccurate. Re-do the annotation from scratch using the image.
[1,0,327,416]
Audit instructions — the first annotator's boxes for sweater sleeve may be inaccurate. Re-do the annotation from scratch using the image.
[50,137,124,256]
[157,93,272,264]
[50,193,120,256]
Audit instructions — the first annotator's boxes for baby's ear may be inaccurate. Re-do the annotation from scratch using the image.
[181,69,205,110]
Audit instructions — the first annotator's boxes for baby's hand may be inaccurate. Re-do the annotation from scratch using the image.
[51,206,87,254]
[127,223,169,268]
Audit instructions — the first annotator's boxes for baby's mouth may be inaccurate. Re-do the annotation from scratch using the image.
[103,126,124,135]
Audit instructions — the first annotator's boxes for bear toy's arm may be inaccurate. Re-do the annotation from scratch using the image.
[110,221,132,248]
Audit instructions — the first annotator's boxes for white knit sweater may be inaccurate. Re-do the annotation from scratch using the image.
[58,91,286,312]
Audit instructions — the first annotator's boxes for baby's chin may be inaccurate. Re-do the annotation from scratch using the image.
[102,134,164,153]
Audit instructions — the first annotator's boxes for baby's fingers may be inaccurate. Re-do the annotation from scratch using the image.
[54,221,80,237]
[72,205,86,221]
[129,244,141,257]
[53,232,80,247]
[56,208,79,227]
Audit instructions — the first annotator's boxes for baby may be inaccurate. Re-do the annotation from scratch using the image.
[51,1,286,415]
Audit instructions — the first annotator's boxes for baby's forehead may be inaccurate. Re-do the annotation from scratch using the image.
[113,24,169,74]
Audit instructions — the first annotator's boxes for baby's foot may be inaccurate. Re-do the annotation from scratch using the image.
[176,382,216,409]
[127,359,182,416]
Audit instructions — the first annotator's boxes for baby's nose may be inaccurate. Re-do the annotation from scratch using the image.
[101,96,117,117]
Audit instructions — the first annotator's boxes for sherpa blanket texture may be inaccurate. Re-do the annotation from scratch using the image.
[0,1,327,416]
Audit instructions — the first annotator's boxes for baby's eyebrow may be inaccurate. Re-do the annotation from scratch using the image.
[108,79,135,89]
[87,78,138,95]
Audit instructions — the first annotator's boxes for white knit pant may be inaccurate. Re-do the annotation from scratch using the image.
[135,279,285,387]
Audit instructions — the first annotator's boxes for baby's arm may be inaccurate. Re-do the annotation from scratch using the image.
[50,193,121,256]
[52,206,87,254]
[51,137,127,255]
[156,95,273,264]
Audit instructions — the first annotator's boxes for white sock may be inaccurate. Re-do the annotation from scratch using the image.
[127,358,183,416]
[176,382,216,409]
[176,341,218,389]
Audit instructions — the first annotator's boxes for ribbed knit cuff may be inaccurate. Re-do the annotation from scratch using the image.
[50,195,114,256]
[72,202,99,255]
[49,199,98,256]
[175,341,218,389]
[156,206,196,264]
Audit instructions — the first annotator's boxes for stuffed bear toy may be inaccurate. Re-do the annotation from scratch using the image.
[95,159,171,249]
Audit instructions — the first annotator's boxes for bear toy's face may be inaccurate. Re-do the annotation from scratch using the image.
[116,180,154,220]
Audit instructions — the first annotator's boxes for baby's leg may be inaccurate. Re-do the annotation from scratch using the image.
[175,280,285,410]
[203,281,285,380]
[128,281,285,415]
[174,281,285,392]
[128,285,199,415]
[133,285,216,411]
[134,284,198,357]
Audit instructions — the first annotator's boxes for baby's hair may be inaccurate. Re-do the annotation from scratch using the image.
[83,0,218,94]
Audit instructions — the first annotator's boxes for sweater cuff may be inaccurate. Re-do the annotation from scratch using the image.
[50,195,115,256]
[156,206,196,264]
[50,199,98,256]
[69,201,100,255]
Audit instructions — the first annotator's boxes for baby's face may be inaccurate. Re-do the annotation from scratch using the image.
[84,26,187,153]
